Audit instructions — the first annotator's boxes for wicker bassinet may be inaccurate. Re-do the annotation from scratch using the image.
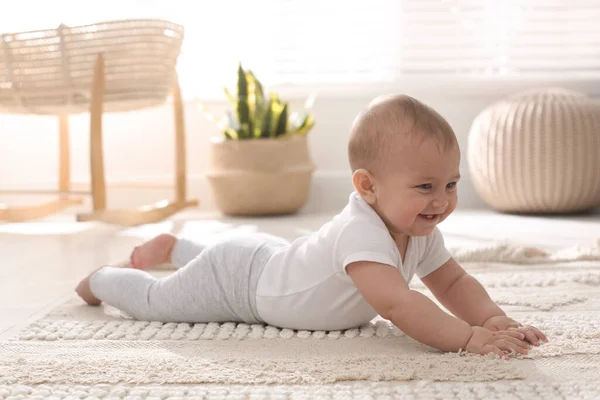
[0,19,197,225]
[0,19,184,115]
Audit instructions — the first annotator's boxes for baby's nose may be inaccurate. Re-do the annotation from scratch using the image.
[432,199,448,210]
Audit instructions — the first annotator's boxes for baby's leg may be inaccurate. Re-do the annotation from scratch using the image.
[130,234,206,270]
[75,267,104,306]
[82,243,248,323]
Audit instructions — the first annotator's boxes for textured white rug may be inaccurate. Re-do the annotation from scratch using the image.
[2,240,600,399]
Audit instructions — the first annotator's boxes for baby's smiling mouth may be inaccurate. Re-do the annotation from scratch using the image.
[418,213,440,220]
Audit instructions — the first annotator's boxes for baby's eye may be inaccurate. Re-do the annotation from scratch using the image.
[447,182,457,189]
[418,183,432,190]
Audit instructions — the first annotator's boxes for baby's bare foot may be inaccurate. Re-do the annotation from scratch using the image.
[130,233,176,270]
[75,267,104,306]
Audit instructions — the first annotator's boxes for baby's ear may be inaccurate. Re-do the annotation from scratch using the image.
[352,169,377,204]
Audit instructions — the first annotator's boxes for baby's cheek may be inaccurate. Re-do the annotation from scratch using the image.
[386,207,409,225]
[398,206,422,224]
[446,197,458,214]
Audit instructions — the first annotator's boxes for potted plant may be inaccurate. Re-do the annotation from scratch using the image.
[202,63,316,216]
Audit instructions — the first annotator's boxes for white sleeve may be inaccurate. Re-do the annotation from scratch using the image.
[415,227,452,278]
[334,218,399,275]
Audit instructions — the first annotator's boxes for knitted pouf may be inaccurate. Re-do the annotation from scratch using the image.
[467,88,600,213]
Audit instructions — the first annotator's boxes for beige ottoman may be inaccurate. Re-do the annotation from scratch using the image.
[468,88,600,213]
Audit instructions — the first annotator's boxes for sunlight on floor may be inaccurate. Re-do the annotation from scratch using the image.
[0,221,93,235]
[116,219,263,244]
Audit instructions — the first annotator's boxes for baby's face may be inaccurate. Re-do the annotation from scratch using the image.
[374,137,461,237]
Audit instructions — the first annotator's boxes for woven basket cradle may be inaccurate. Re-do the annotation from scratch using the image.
[467,88,600,213]
[0,19,184,115]
[0,19,197,226]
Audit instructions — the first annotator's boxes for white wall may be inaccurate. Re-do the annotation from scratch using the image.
[1,78,598,214]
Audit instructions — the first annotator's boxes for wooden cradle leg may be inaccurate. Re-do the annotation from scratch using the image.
[76,61,197,226]
[173,75,189,204]
[89,54,107,212]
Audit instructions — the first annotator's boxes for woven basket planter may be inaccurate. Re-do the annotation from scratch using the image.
[467,88,600,213]
[206,135,315,216]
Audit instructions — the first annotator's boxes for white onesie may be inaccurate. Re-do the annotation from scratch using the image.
[255,191,452,331]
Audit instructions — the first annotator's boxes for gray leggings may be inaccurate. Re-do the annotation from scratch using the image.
[89,234,288,324]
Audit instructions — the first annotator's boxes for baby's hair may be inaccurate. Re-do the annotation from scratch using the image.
[348,94,457,173]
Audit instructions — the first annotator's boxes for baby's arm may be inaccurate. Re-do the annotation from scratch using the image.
[347,261,529,357]
[421,258,548,345]
[420,257,505,326]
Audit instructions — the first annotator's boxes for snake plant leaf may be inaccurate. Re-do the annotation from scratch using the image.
[244,70,257,127]
[238,123,253,139]
[224,88,237,105]
[214,114,239,140]
[217,63,315,140]
[276,104,288,136]
[237,101,252,139]
[247,70,266,138]
[224,127,238,140]
[270,92,281,105]
[260,102,273,138]
[236,64,253,139]
[296,114,315,135]
[237,63,248,98]
[269,93,285,138]
[250,71,265,109]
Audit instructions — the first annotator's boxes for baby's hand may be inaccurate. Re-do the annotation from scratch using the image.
[465,326,530,359]
[483,315,520,331]
[512,325,548,347]
[483,316,548,346]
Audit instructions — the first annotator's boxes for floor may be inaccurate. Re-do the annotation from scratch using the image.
[1,206,600,341]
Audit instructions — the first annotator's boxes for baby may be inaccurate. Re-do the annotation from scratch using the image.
[76,94,547,359]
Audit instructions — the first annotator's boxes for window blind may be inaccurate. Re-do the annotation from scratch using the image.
[400,0,600,76]
[1,0,598,98]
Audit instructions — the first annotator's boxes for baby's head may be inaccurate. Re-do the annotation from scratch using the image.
[348,94,461,237]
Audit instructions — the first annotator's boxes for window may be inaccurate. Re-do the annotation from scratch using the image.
[2,0,599,98]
